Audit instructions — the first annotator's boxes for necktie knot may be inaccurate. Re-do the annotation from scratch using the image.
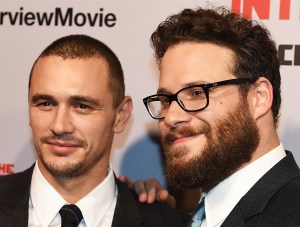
[59,204,83,227]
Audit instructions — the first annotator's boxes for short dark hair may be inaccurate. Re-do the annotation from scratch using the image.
[151,7,281,127]
[29,34,124,108]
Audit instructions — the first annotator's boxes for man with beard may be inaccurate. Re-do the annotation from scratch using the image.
[141,6,300,226]
[0,34,189,227]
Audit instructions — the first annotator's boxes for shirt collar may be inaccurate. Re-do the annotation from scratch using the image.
[30,161,116,227]
[77,164,116,227]
[204,144,286,227]
[30,161,66,227]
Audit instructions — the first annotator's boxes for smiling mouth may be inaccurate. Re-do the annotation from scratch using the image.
[172,133,202,145]
[164,125,209,147]
[49,141,80,147]
[45,141,81,156]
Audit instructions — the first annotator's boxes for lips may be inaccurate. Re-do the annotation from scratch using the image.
[49,141,80,147]
[163,125,208,146]
[172,133,201,144]
[164,132,200,146]
[44,139,82,156]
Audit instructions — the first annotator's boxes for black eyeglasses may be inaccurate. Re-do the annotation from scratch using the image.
[143,78,251,119]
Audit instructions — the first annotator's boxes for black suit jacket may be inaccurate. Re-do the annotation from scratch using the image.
[221,151,300,226]
[0,166,189,227]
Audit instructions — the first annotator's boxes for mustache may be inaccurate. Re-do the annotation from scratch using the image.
[41,134,86,148]
[163,126,209,146]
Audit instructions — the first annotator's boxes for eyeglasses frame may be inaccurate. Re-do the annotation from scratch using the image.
[143,78,252,120]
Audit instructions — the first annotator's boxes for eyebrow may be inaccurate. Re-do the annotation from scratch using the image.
[157,80,208,94]
[69,95,101,107]
[31,94,54,103]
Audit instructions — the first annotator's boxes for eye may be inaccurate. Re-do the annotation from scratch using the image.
[38,101,53,107]
[73,103,93,110]
[73,103,95,114]
[160,97,169,104]
[34,101,55,111]
[191,89,204,97]
[158,96,169,109]
[77,104,89,109]
[187,88,206,100]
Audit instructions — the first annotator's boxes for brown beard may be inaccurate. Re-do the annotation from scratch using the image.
[162,99,259,192]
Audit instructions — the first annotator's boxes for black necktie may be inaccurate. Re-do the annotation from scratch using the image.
[59,204,83,227]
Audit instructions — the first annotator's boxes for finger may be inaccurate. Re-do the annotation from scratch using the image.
[157,190,176,208]
[144,178,162,204]
[118,175,134,188]
[133,180,148,203]
[145,186,158,204]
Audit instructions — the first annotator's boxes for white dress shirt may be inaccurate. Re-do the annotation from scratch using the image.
[200,144,286,227]
[28,161,117,227]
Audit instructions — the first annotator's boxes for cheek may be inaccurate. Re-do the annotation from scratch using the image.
[76,118,113,139]
[158,122,167,135]
[29,113,50,135]
[193,108,215,123]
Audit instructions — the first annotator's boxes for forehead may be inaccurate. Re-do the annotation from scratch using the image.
[159,42,235,92]
[30,56,111,100]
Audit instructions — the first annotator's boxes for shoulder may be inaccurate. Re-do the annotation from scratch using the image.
[265,175,300,210]
[115,177,190,227]
[0,166,33,220]
[246,151,300,225]
[245,177,300,225]
[224,151,300,226]
[0,165,33,191]
[258,150,300,212]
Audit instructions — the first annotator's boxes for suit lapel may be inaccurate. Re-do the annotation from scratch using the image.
[0,167,149,227]
[222,151,300,226]
[112,177,147,227]
[220,208,247,227]
[0,165,34,227]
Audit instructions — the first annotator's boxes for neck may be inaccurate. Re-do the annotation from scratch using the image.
[38,158,109,203]
[242,123,280,170]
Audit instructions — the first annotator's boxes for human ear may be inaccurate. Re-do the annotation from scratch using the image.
[251,77,273,120]
[113,96,133,133]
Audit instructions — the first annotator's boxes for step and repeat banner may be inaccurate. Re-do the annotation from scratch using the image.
[1,0,300,187]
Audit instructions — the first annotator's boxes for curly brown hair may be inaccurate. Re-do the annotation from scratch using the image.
[151,7,281,127]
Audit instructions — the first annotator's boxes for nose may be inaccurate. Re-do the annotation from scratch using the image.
[50,106,74,135]
[163,100,191,128]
